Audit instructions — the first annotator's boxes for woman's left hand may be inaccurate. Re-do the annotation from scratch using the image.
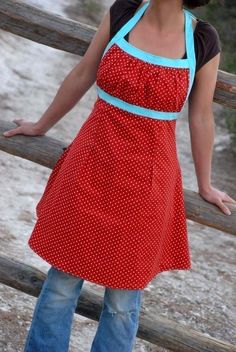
[199,186,236,216]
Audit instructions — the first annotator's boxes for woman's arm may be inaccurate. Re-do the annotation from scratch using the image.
[3,8,111,137]
[188,53,236,215]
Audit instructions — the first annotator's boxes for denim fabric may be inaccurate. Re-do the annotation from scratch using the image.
[23,266,143,352]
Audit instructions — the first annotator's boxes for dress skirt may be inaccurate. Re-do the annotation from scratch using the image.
[28,96,192,290]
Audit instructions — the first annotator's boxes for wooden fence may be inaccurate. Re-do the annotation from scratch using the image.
[0,1,236,351]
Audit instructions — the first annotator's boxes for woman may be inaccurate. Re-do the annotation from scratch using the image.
[3,0,236,351]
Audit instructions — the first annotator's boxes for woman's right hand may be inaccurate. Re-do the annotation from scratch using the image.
[3,119,46,137]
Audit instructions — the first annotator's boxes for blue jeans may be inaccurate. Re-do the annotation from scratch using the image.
[23,266,143,352]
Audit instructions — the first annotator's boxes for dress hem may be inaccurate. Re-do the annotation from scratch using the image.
[28,241,192,290]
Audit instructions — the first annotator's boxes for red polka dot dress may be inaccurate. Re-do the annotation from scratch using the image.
[28,2,196,289]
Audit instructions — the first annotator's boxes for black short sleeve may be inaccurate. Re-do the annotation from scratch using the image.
[194,21,222,71]
[109,0,142,40]
[109,0,222,72]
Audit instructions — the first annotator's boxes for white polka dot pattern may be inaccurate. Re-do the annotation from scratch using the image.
[28,45,192,290]
[96,44,189,112]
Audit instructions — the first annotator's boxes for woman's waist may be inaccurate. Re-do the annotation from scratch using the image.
[95,85,185,121]
[87,97,179,160]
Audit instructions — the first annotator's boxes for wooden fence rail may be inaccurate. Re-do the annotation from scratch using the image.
[1,120,236,236]
[1,255,235,352]
[0,0,236,109]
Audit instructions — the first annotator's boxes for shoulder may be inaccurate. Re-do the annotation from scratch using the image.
[109,0,142,39]
[194,19,222,71]
[110,0,142,13]
[195,19,221,48]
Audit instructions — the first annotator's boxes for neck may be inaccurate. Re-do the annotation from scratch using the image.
[146,0,184,32]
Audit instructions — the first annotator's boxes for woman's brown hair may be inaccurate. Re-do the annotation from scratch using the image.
[183,0,211,8]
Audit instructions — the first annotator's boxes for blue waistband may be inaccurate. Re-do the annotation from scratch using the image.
[96,86,180,120]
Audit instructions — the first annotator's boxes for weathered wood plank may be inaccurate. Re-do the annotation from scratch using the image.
[0,120,67,169]
[184,189,236,236]
[0,0,236,109]
[215,70,236,109]
[0,0,95,55]
[0,255,235,352]
[1,120,236,235]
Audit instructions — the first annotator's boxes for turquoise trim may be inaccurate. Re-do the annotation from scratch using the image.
[116,37,189,67]
[183,7,197,20]
[98,1,197,120]
[113,6,190,68]
[96,86,179,120]
[184,7,196,100]
[102,1,150,58]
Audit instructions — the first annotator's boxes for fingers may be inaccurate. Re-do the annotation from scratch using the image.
[3,127,22,137]
[224,193,236,204]
[3,119,24,137]
[215,198,231,216]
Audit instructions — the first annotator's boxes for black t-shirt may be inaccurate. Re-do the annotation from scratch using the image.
[109,0,222,72]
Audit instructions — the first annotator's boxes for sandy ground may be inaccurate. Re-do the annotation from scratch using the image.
[0,1,236,351]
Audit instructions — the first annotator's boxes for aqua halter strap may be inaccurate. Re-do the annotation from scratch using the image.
[184,8,197,101]
[102,1,150,57]
[97,1,196,120]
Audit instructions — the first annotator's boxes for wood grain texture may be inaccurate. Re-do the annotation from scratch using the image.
[0,0,94,55]
[0,255,236,352]
[1,120,236,236]
[0,0,236,108]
